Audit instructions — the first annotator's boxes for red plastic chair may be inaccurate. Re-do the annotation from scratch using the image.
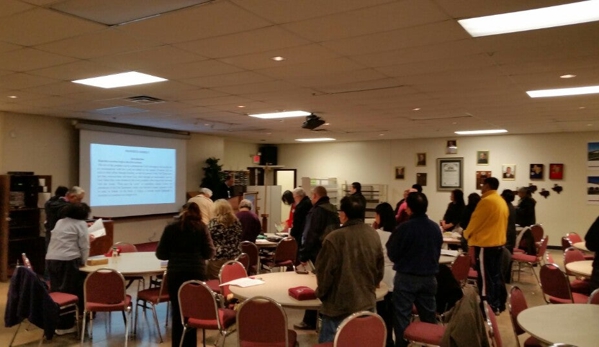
[81,268,132,346]
[483,301,503,347]
[530,225,544,244]
[113,242,145,291]
[178,280,236,347]
[512,235,548,283]
[539,264,589,304]
[272,237,298,272]
[237,296,298,347]
[451,253,471,286]
[240,241,259,275]
[589,288,599,305]
[313,311,386,347]
[219,260,247,300]
[563,247,591,295]
[507,286,542,347]
[134,270,170,343]
[566,232,594,260]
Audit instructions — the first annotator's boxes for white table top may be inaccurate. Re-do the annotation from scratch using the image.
[443,237,461,245]
[439,255,456,264]
[229,272,388,310]
[565,260,593,278]
[573,241,590,252]
[80,252,165,276]
[518,304,599,347]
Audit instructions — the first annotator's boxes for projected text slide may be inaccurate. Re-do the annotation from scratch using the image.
[90,144,176,206]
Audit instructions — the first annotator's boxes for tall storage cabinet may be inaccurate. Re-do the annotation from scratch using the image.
[0,174,47,281]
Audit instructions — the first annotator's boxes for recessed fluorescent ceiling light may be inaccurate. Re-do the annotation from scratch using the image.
[295,138,336,142]
[249,111,311,119]
[72,72,167,89]
[455,129,508,135]
[458,1,599,37]
[527,85,599,98]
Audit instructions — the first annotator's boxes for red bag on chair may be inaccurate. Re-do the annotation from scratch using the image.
[288,286,316,300]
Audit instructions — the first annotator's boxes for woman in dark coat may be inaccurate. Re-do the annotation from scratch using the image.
[441,189,465,231]
[156,202,215,347]
[515,187,536,227]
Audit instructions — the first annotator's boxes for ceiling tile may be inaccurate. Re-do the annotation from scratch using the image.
[0,72,59,89]
[183,71,273,88]
[257,57,363,79]
[0,41,23,54]
[175,26,310,59]
[0,1,34,18]
[29,60,121,81]
[0,48,76,72]
[145,59,243,80]
[0,8,104,46]
[220,44,341,70]
[91,46,206,71]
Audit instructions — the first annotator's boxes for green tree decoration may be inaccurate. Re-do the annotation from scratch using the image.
[200,157,224,191]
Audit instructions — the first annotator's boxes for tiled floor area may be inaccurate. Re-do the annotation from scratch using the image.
[1,250,560,347]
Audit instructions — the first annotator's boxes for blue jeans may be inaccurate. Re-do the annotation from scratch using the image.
[319,315,346,343]
[393,273,437,347]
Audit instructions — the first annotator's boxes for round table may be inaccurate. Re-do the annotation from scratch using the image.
[439,255,456,264]
[80,252,165,276]
[565,260,593,278]
[229,272,388,310]
[517,304,599,347]
[443,237,461,245]
[255,239,279,248]
[573,241,590,252]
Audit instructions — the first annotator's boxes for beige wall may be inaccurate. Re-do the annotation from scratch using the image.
[223,140,259,171]
[278,132,599,247]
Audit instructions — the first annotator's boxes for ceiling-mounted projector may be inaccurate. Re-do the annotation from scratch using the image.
[302,114,325,130]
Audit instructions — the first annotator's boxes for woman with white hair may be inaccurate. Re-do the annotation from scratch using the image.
[236,199,262,242]
[206,199,242,279]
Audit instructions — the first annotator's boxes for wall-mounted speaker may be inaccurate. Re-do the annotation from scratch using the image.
[259,146,278,165]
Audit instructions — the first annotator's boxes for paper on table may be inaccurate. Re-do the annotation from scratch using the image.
[88,219,106,238]
[220,277,265,288]
[441,249,459,257]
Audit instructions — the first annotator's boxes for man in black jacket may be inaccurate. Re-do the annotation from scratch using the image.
[350,181,367,209]
[290,187,311,254]
[294,185,340,330]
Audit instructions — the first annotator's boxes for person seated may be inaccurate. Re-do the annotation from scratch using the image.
[236,199,262,242]
[441,189,465,231]
[206,199,242,279]
[45,203,93,335]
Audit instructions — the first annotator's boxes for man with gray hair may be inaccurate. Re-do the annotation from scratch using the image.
[236,199,261,243]
[188,188,214,225]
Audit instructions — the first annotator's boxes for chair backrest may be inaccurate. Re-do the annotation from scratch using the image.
[21,253,32,270]
[219,260,247,298]
[114,242,137,253]
[536,235,549,260]
[530,224,544,243]
[334,311,386,347]
[539,263,573,303]
[178,280,221,330]
[563,247,586,276]
[483,301,503,347]
[274,237,297,263]
[589,288,599,305]
[237,296,289,347]
[545,251,555,264]
[561,236,573,251]
[152,270,169,304]
[566,232,582,244]
[84,268,127,307]
[235,253,250,273]
[239,241,259,275]
[507,286,527,338]
[451,254,471,284]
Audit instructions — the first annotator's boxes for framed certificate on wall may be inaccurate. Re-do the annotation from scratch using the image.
[437,158,463,191]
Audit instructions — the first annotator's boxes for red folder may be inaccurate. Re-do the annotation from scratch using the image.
[288,286,316,301]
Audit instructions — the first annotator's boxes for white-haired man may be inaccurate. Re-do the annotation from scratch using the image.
[188,188,214,225]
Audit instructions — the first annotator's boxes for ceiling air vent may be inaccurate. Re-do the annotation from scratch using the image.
[125,95,165,104]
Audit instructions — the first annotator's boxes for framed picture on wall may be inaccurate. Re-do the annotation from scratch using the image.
[416,173,427,186]
[476,171,492,190]
[437,157,463,191]
[476,151,489,165]
[530,164,544,179]
[446,140,458,154]
[588,142,599,169]
[416,153,426,166]
[395,166,405,180]
[549,163,564,180]
[502,164,516,180]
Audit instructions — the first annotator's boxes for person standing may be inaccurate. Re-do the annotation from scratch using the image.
[281,190,295,230]
[315,196,384,343]
[584,216,599,292]
[290,187,311,253]
[235,199,261,243]
[187,188,214,225]
[464,177,508,314]
[155,202,215,347]
[350,181,367,208]
[295,186,340,330]
[515,187,536,227]
[206,199,242,279]
[387,192,442,347]
[441,189,465,231]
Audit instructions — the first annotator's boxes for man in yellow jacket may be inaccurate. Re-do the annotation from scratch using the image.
[464,177,508,314]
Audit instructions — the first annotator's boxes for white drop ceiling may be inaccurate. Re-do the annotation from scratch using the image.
[1,0,598,143]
